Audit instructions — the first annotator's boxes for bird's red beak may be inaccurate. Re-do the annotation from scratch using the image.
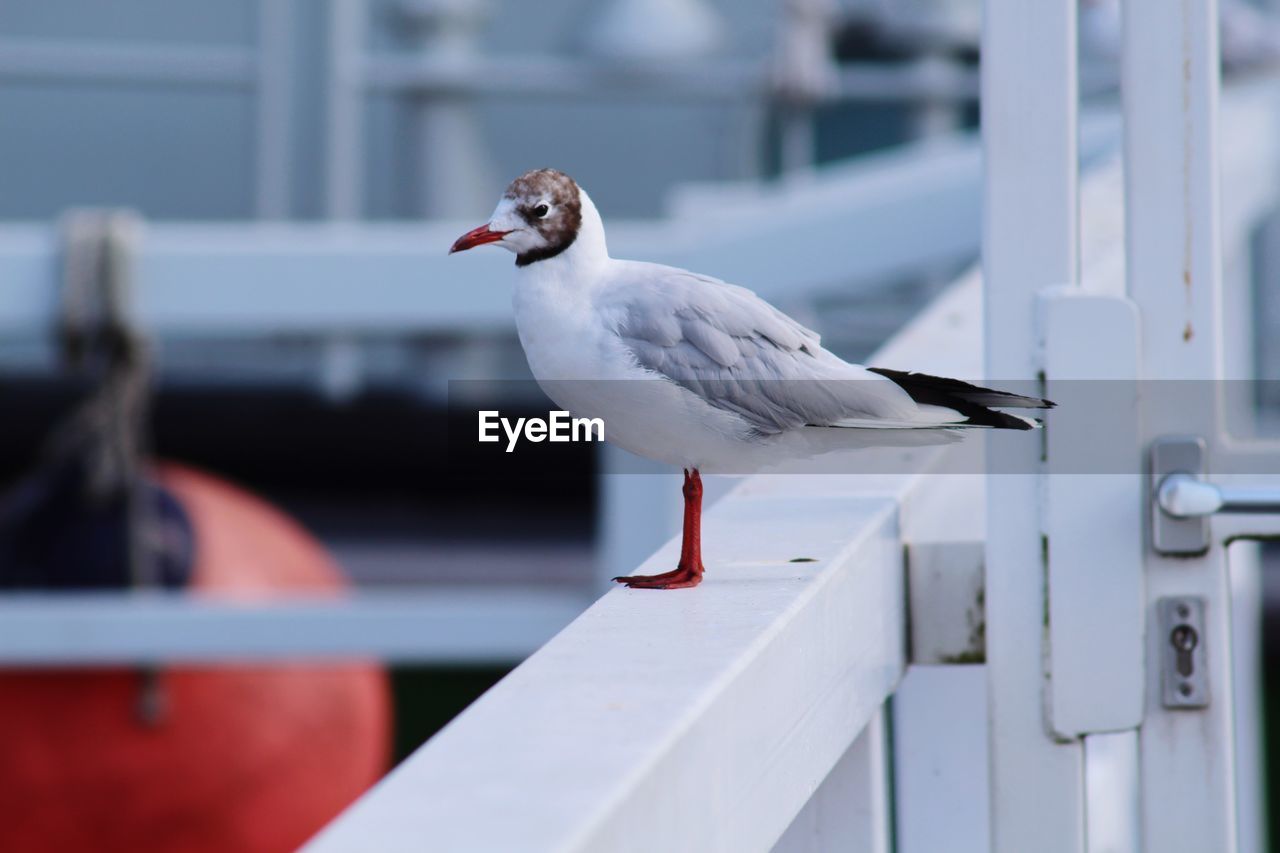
[450,224,509,254]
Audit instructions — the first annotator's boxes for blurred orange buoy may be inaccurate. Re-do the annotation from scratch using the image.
[0,464,391,853]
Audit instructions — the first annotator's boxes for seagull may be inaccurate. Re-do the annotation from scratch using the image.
[451,169,1052,590]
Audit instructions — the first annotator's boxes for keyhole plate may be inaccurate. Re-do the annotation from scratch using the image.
[1159,596,1209,709]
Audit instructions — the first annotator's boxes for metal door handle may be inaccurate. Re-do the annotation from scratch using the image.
[1157,473,1280,518]
[1152,436,1280,554]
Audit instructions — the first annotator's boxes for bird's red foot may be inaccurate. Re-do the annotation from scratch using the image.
[612,565,703,590]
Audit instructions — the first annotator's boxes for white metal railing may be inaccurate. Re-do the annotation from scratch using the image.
[311,485,908,853]
[0,129,1007,340]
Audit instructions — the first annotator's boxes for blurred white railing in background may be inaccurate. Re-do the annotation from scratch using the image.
[0,123,1046,340]
[0,117,1121,666]
[325,0,984,218]
[0,0,989,223]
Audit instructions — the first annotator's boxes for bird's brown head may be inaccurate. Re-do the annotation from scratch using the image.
[450,169,583,267]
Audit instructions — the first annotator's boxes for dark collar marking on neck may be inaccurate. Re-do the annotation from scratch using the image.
[516,230,578,267]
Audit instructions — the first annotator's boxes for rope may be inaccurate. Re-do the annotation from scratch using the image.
[48,210,158,592]
[52,210,170,723]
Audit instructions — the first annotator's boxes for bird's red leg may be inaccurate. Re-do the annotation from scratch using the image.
[612,468,705,590]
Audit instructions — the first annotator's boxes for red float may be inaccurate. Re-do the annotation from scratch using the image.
[0,464,391,853]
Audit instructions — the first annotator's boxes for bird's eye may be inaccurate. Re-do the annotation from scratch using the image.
[532,204,550,219]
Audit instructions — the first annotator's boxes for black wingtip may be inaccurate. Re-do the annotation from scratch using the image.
[868,367,1054,429]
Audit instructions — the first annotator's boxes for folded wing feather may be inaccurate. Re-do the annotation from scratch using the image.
[601,262,947,435]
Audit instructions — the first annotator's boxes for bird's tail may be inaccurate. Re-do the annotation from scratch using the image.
[866,367,1055,431]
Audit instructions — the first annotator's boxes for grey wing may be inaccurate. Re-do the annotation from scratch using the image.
[604,265,921,434]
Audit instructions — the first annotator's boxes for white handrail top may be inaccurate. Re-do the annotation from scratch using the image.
[306,490,907,853]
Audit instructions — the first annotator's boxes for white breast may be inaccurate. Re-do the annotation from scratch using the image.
[511,263,759,470]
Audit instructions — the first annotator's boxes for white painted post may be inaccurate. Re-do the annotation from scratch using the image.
[1039,147,1146,751]
[1126,0,1244,845]
[1122,0,1240,849]
[981,1,1085,852]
